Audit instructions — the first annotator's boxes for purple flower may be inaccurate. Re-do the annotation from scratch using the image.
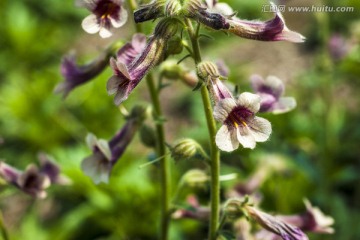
[77,0,128,38]
[227,2,305,42]
[213,92,272,151]
[244,205,309,240]
[276,199,334,234]
[107,19,178,105]
[116,33,147,65]
[251,75,296,114]
[55,52,109,98]
[0,154,67,198]
[81,106,146,184]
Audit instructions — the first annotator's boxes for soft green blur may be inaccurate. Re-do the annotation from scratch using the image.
[0,0,359,239]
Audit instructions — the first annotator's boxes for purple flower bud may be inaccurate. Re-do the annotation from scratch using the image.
[81,106,146,184]
[55,52,109,98]
[77,0,128,38]
[251,75,296,114]
[228,3,305,42]
[38,153,71,185]
[107,19,178,105]
[134,0,166,23]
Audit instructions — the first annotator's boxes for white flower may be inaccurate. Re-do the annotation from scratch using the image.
[213,92,271,151]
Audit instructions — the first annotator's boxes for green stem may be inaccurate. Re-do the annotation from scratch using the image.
[128,1,171,239]
[185,18,221,240]
[0,211,9,240]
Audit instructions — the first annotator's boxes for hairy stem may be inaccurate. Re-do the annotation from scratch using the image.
[185,18,221,240]
[128,1,171,239]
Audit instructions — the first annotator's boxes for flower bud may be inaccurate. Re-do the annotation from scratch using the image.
[197,61,220,81]
[224,198,245,221]
[159,60,184,80]
[154,18,179,40]
[165,0,182,17]
[139,124,157,148]
[134,0,166,23]
[170,138,207,162]
[166,36,184,56]
[180,169,209,188]
[128,105,148,125]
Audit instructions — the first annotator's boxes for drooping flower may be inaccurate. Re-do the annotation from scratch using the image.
[107,19,178,105]
[227,3,305,42]
[213,92,271,151]
[276,199,335,234]
[81,106,146,184]
[55,51,110,98]
[77,0,128,38]
[116,33,147,65]
[244,205,309,240]
[197,61,233,103]
[0,154,67,198]
[251,75,296,114]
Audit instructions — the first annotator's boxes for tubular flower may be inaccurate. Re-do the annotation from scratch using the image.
[227,2,305,42]
[116,33,147,65]
[81,106,146,184]
[107,19,178,105]
[197,61,233,103]
[0,155,67,198]
[55,51,110,98]
[276,199,335,234]
[77,0,128,38]
[134,0,166,23]
[244,205,309,240]
[213,92,271,151]
[251,75,296,114]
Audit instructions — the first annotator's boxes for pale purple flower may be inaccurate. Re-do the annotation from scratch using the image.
[276,199,335,234]
[81,107,145,184]
[0,154,67,198]
[213,92,271,151]
[251,75,296,114]
[55,52,109,98]
[107,19,178,105]
[116,33,147,65]
[227,2,305,42]
[77,0,128,38]
[244,205,309,240]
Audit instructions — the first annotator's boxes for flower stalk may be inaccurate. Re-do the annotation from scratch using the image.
[185,18,220,240]
[127,1,171,239]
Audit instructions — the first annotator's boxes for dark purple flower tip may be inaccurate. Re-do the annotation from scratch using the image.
[0,161,21,184]
[228,3,305,42]
[134,0,166,23]
[251,75,296,114]
[117,33,147,66]
[55,52,109,98]
[17,164,51,198]
[38,153,71,185]
[78,0,128,38]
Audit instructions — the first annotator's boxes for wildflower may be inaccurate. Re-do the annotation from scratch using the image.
[276,199,335,234]
[81,106,146,184]
[77,0,128,38]
[197,61,233,102]
[227,3,305,42]
[244,205,309,240]
[55,51,109,98]
[251,75,296,114]
[213,92,271,151]
[107,19,178,105]
[0,154,67,198]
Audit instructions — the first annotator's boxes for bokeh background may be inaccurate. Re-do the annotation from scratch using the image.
[0,0,359,239]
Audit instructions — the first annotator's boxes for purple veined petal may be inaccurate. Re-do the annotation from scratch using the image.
[213,97,237,123]
[82,14,101,34]
[215,125,239,152]
[251,74,285,99]
[259,93,278,112]
[0,161,21,184]
[216,59,229,77]
[248,116,272,142]
[236,125,256,149]
[109,6,128,28]
[228,2,305,43]
[116,34,147,65]
[131,34,147,53]
[75,0,97,10]
[237,92,261,114]
[271,97,297,114]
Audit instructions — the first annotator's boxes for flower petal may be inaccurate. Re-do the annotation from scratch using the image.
[237,92,261,113]
[97,139,112,160]
[271,97,297,114]
[110,7,128,28]
[248,117,272,142]
[86,133,98,149]
[99,26,113,38]
[81,153,110,184]
[82,14,100,34]
[215,125,239,152]
[237,126,256,149]
[213,97,237,123]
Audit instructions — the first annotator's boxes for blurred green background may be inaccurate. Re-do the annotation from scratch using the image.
[0,0,359,239]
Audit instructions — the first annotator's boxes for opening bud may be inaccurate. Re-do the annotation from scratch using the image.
[169,138,208,163]
[139,124,157,148]
[180,169,209,188]
[224,198,246,221]
[197,61,220,81]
